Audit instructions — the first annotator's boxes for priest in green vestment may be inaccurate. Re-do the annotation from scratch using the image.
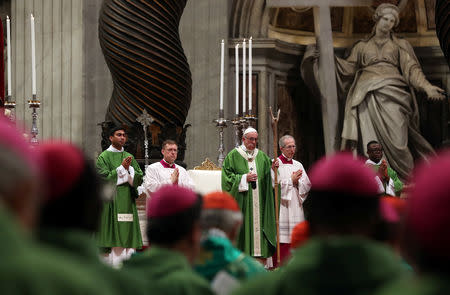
[124,185,214,295]
[96,126,143,266]
[365,141,403,196]
[222,127,276,259]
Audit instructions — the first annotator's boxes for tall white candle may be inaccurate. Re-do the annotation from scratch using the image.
[6,16,11,97]
[31,14,36,96]
[242,39,246,114]
[235,44,239,116]
[248,37,252,113]
[219,39,224,112]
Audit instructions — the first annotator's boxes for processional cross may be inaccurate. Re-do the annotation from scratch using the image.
[267,0,373,154]
[136,109,154,168]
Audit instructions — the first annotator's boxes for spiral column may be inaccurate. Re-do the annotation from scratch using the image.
[436,0,450,68]
[99,0,192,127]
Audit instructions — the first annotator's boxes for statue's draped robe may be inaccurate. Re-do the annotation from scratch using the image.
[335,35,435,180]
[222,148,276,258]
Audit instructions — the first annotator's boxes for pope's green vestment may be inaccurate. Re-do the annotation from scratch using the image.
[96,149,143,249]
[222,148,277,258]
[123,245,214,295]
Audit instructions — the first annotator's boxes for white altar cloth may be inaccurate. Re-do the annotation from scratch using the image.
[187,170,222,195]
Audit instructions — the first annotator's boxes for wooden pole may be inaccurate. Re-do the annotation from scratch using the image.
[269,107,281,265]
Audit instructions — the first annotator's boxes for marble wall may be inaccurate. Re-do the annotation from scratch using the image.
[11,0,84,145]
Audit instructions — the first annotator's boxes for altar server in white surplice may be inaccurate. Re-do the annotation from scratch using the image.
[142,140,195,196]
[272,135,311,263]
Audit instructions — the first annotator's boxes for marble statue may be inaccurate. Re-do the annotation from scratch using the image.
[302,3,446,180]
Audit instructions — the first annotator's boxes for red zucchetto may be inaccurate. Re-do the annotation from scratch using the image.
[202,191,240,211]
[407,152,450,259]
[0,115,38,172]
[39,141,85,201]
[147,185,198,218]
[309,152,379,197]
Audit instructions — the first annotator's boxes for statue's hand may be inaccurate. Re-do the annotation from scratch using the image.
[425,85,446,101]
[304,44,319,60]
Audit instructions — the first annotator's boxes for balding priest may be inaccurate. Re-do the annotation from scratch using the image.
[222,127,276,264]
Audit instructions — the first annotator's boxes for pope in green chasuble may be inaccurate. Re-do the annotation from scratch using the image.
[222,128,276,258]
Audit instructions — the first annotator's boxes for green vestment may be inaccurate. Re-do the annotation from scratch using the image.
[96,149,143,249]
[370,164,403,196]
[39,228,148,295]
[0,206,116,295]
[222,148,276,258]
[194,230,266,283]
[378,274,450,295]
[233,237,407,295]
[123,245,214,295]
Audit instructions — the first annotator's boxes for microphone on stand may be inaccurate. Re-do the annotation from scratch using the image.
[250,167,257,189]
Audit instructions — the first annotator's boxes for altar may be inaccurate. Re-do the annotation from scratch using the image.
[187,158,223,195]
[187,169,222,195]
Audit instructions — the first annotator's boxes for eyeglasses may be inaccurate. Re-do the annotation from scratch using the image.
[246,137,258,142]
[283,145,296,149]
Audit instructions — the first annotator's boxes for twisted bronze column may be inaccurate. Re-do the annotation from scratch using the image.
[99,0,192,128]
[436,0,450,68]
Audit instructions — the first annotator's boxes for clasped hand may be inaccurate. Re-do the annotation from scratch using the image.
[247,172,258,183]
[291,169,302,186]
[171,168,179,184]
[121,156,132,170]
[378,160,389,181]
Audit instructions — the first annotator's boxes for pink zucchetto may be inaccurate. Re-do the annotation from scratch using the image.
[309,152,379,197]
[0,115,38,172]
[38,141,85,201]
[147,185,198,218]
[407,152,450,259]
